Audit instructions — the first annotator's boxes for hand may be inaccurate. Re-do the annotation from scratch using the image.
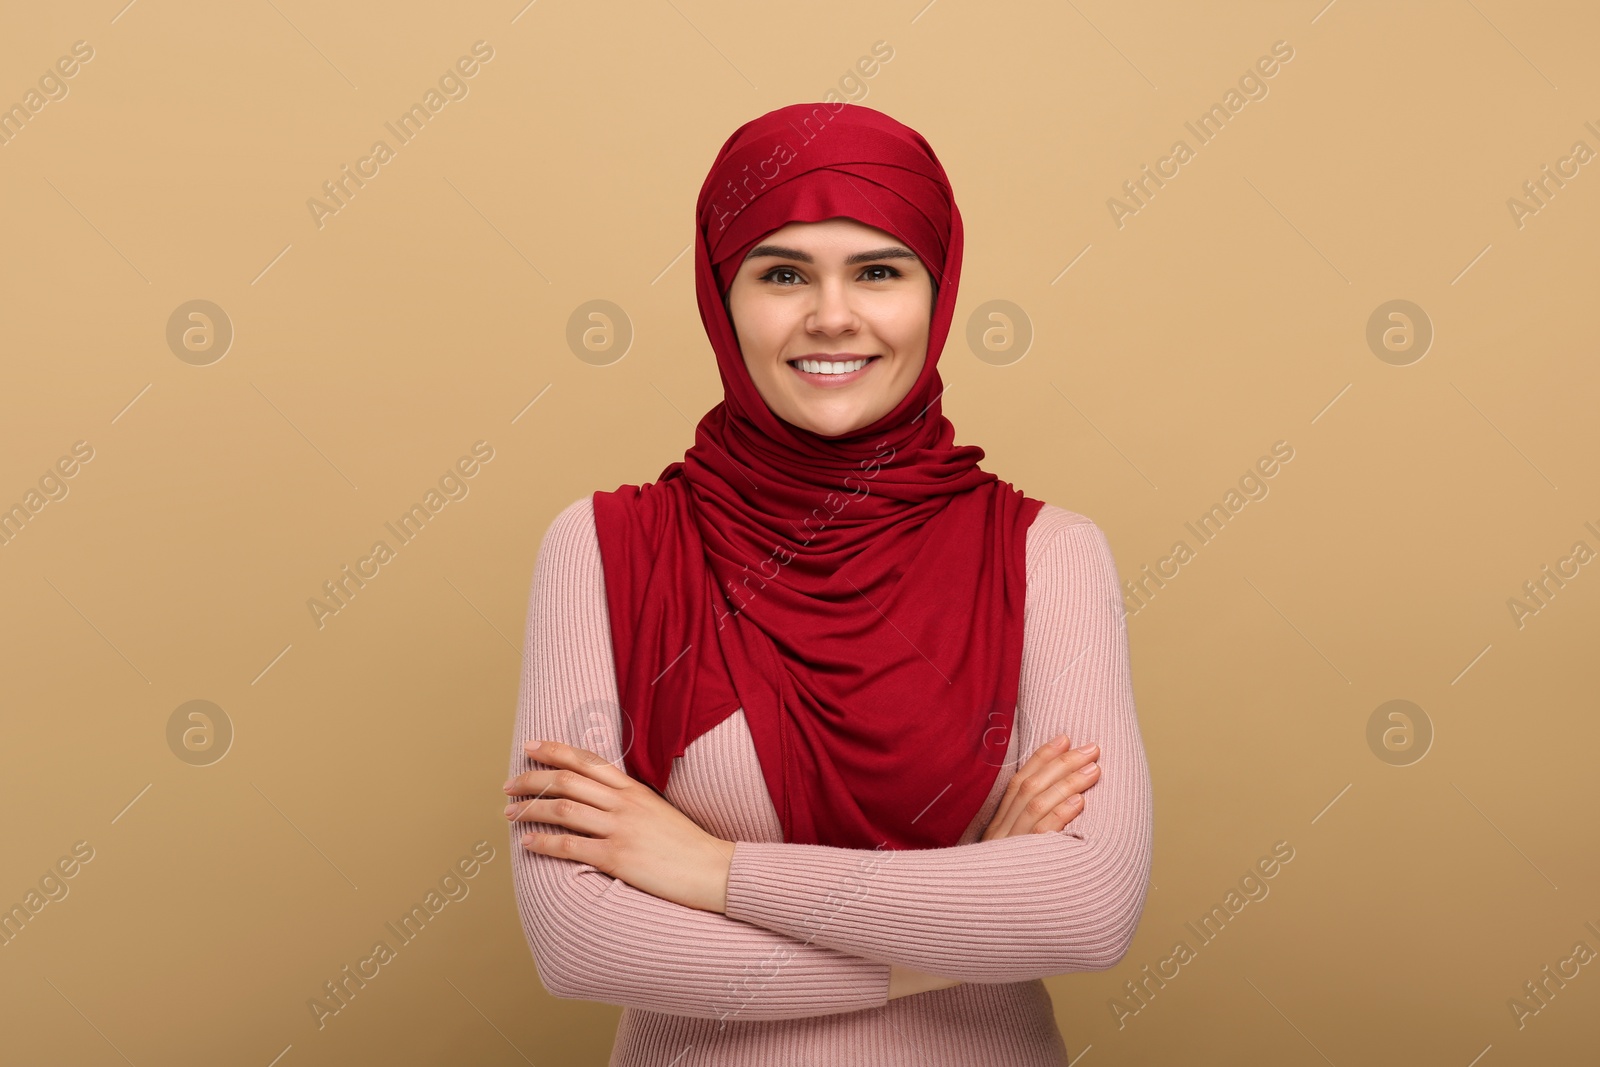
[981,734,1100,841]
[887,737,1100,1001]
[504,739,737,914]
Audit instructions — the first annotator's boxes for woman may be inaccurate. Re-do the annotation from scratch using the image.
[503,102,1153,1065]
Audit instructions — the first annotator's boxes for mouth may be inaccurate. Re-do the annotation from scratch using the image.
[786,354,880,387]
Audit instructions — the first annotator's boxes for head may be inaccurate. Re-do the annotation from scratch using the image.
[694,102,963,452]
[724,217,936,439]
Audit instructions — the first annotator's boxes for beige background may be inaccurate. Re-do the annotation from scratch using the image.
[2,0,1597,1063]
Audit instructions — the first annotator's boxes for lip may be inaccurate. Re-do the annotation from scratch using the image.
[787,354,880,388]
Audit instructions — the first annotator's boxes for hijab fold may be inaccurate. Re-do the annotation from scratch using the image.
[592,102,1044,851]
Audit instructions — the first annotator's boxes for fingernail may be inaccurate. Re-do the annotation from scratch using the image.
[1073,744,1097,756]
[1052,734,1070,747]
[1081,762,1098,775]
[502,779,517,792]
[525,740,542,751]
[503,804,518,817]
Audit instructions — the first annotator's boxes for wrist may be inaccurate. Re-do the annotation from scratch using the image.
[887,963,962,999]
[887,963,912,1000]
[708,838,736,914]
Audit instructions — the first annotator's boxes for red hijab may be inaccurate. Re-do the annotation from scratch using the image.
[592,102,1045,850]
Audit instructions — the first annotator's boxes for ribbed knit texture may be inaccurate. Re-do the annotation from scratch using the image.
[508,496,1153,1065]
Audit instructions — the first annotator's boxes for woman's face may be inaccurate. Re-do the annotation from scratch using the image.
[725,217,934,438]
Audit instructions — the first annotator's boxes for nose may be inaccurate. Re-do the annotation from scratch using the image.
[806,276,860,336]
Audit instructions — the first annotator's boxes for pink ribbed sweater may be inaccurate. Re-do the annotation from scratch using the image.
[508,495,1153,1066]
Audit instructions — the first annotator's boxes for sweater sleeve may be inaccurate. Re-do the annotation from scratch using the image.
[507,497,894,1020]
[722,517,1154,984]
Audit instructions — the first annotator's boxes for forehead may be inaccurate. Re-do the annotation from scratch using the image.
[754,217,906,250]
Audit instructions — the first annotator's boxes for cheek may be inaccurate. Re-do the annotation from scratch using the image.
[732,297,787,356]
[884,301,930,360]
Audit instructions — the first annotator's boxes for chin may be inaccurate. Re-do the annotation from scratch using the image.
[795,409,875,438]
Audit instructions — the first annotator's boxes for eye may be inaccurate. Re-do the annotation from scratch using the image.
[759,267,803,286]
[860,264,903,282]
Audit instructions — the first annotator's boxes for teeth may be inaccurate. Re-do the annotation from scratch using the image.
[792,357,871,375]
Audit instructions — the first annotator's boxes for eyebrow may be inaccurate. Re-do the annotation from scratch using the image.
[743,244,921,267]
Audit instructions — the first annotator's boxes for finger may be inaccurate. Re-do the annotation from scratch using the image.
[1033,795,1084,834]
[1006,740,1093,804]
[1027,747,1099,800]
[999,756,1094,838]
[1010,734,1071,783]
[506,795,611,837]
[989,737,1072,837]
[520,826,601,865]
[1023,792,1084,836]
[508,739,632,793]
[1027,762,1101,818]
[504,767,622,813]
[523,739,635,786]
[992,744,1098,838]
[986,738,1094,839]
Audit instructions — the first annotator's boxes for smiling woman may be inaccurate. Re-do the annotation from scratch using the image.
[726,218,935,438]
[505,101,1153,1066]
